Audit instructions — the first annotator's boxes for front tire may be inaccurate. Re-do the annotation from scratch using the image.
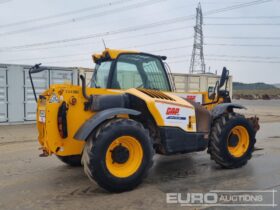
[83,118,154,192]
[208,113,256,168]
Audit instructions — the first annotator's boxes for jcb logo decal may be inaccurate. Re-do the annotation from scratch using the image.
[166,107,180,115]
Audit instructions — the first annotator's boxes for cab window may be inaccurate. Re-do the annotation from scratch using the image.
[111,54,170,91]
[112,61,142,89]
[91,61,112,88]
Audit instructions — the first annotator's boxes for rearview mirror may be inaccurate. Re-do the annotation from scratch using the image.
[28,63,48,102]
[29,63,47,74]
[208,86,216,100]
[208,80,219,100]
[219,67,229,88]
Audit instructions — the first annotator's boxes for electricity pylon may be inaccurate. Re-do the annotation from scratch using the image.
[189,3,205,74]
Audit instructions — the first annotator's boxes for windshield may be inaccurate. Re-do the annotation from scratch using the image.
[112,54,170,91]
[91,61,112,88]
[90,54,171,91]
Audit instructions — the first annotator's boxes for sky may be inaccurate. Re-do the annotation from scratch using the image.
[0,0,279,83]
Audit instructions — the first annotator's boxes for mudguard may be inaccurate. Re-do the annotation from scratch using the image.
[211,103,246,119]
[74,108,141,141]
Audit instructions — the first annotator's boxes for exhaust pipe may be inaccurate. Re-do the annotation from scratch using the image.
[80,75,91,100]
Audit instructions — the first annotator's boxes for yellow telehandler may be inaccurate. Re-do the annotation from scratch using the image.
[29,49,259,192]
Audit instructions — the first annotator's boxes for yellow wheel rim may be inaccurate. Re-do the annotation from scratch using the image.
[227,126,250,158]
[105,136,143,178]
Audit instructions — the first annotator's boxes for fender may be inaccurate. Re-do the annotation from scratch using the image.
[74,108,141,141]
[211,103,246,119]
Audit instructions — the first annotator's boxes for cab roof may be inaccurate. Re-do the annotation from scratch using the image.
[92,48,138,63]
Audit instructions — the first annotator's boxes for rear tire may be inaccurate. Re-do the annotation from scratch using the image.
[57,155,82,167]
[83,118,154,192]
[208,113,256,168]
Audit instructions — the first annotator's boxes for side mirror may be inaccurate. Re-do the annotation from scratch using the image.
[29,63,48,74]
[219,67,229,88]
[28,63,47,102]
[208,86,216,100]
[208,80,219,100]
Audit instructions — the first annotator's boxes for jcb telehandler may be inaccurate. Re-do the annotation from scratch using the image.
[30,49,259,192]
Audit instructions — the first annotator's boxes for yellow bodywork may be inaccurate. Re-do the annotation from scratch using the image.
[92,48,138,63]
[125,88,196,129]
[37,48,225,157]
[37,85,202,157]
[187,91,224,110]
[38,85,122,156]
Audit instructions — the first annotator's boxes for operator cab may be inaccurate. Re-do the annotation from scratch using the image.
[91,49,172,91]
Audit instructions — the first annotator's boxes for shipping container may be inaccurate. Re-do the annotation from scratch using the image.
[0,64,79,123]
[0,65,8,122]
[78,67,94,86]
[172,73,233,94]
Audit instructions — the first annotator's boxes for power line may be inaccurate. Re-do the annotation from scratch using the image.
[40,57,280,66]
[5,52,280,63]
[0,0,138,28]
[3,34,193,54]
[0,0,168,36]
[5,49,280,65]
[0,0,196,30]
[169,58,280,64]
[0,0,272,50]
[1,45,193,63]
[1,36,194,61]
[206,54,280,60]
[126,36,193,48]
[3,39,280,61]
[205,16,280,19]
[38,58,91,65]
[206,58,280,64]
[3,36,280,62]
[205,23,280,26]
[206,43,280,47]
[0,26,193,52]
[4,33,280,53]
[0,19,194,51]
[104,25,192,43]
[203,0,272,16]
[206,36,280,40]
[2,52,92,62]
